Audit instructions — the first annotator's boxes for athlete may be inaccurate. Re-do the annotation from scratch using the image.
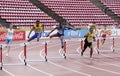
[27,20,44,42]
[81,28,96,58]
[5,24,14,56]
[47,22,76,48]
[100,25,108,47]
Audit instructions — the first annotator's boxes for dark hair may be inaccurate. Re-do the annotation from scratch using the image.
[92,21,96,24]
[36,20,39,23]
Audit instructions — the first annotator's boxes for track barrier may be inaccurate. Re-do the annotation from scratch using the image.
[0,43,27,70]
[95,37,116,54]
[0,45,3,70]
[46,40,66,59]
[26,42,48,62]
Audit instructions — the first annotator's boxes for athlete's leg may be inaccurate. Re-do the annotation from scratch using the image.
[37,32,42,42]
[100,38,106,47]
[28,33,38,42]
[60,36,64,48]
[81,43,88,56]
[100,34,106,46]
[6,39,12,56]
[102,39,106,45]
[89,45,93,58]
[49,33,58,39]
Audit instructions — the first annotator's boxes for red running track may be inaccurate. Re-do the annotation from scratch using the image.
[0,38,120,76]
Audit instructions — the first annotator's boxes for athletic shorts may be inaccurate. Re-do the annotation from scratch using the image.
[84,39,92,48]
[6,38,12,44]
[29,32,42,41]
[57,32,64,37]
[102,34,106,39]
[84,42,92,47]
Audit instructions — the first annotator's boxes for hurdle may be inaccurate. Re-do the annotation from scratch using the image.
[24,43,27,65]
[26,41,48,62]
[62,39,83,57]
[96,39,100,54]
[80,39,84,51]
[95,37,114,54]
[63,41,66,59]
[44,42,48,61]
[111,36,120,52]
[112,37,115,52]
[0,43,27,70]
[0,45,3,70]
[46,40,66,60]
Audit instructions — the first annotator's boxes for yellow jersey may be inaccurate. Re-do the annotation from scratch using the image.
[86,33,95,43]
[34,23,43,33]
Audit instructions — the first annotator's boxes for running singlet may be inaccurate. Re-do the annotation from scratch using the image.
[57,26,64,34]
[6,29,14,39]
[101,30,107,38]
[34,23,43,33]
[86,33,94,43]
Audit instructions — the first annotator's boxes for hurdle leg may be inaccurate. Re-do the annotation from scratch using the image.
[44,42,48,62]
[0,45,3,70]
[80,39,83,51]
[97,39,100,54]
[63,41,66,59]
[24,43,27,66]
[112,37,115,52]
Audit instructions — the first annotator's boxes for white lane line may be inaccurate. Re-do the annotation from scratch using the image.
[2,42,25,76]
[65,42,120,75]
[48,61,91,76]
[19,46,53,76]
[74,60,120,75]
[27,64,53,76]
[2,67,15,76]
[94,46,120,67]
[39,42,91,76]
[76,48,120,75]
[100,53,120,67]
[19,51,53,76]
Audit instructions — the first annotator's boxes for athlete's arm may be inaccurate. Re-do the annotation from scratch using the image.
[84,33,89,38]
[47,27,57,37]
[65,25,76,31]
[28,27,34,38]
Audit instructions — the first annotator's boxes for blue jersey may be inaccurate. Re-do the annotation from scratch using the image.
[57,25,64,34]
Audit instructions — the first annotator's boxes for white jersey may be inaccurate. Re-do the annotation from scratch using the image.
[6,29,14,39]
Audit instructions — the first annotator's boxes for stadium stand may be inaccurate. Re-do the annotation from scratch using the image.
[40,0,118,27]
[0,0,58,28]
[0,0,119,29]
[100,0,120,16]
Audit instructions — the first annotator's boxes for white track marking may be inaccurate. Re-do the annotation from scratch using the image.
[2,42,25,76]
[2,68,15,76]
[99,53,120,68]
[74,60,120,75]
[39,42,91,76]
[19,51,53,76]
[48,61,91,76]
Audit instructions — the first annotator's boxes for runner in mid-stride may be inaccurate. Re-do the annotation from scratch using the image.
[100,25,108,47]
[27,20,44,42]
[5,24,14,56]
[81,28,96,58]
[47,22,76,48]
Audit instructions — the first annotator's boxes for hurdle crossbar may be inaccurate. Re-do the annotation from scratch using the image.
[47,41,66,60]
[0,45,3,70]
[26,42,48,63]
[24,43,27,65]
[96,37,115,54]
[0,44,27,70]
